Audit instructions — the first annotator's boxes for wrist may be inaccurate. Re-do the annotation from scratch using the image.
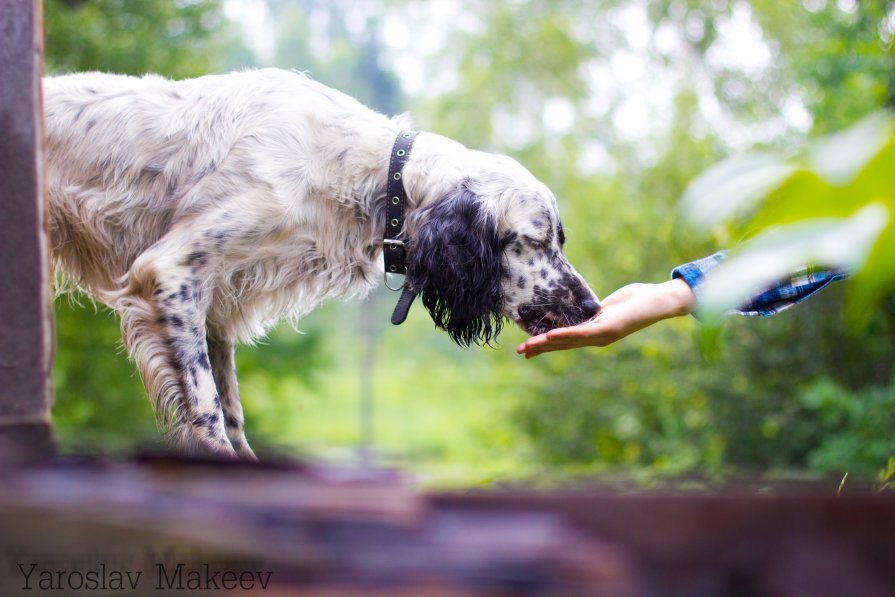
[662,278,696,317]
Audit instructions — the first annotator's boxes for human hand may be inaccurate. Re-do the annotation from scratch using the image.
[515,279,695,358]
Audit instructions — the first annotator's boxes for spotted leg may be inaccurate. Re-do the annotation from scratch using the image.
[207,334,257,461]
[115,229,235,458]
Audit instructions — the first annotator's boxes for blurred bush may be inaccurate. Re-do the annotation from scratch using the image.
[800,375,895,477]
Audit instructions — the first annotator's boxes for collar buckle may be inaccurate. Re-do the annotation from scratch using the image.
[383,271,405,292]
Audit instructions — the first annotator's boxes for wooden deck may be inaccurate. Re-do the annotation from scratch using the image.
[1,456,893,596]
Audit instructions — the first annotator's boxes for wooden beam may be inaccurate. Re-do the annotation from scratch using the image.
[0,0,55,464]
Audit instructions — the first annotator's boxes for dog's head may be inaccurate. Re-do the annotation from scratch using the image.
[406,153,600,346]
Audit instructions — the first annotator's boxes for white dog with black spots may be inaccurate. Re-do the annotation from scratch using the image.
[45,69,600,458]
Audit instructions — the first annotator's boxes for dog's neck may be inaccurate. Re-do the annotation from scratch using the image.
[373,130,472,323]
[395,132,472,238]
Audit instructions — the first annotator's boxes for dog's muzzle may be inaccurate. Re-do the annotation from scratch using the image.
[517,296,600,336]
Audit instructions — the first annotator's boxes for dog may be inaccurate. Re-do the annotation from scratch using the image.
[43,68,600,459]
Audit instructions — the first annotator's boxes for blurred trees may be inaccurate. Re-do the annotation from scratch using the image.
[750,0,895,131]
[44,0,240,77]
[412,0,895,478]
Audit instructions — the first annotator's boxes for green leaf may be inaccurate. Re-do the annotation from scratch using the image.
[680,152,797,230]
[696,204,889,320]
[809,112,895,185]
[843,223,895,329]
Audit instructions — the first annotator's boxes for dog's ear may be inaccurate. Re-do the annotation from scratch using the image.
[406,184,504,347]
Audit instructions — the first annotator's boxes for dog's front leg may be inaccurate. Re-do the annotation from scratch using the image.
[116,235,235,458]
[207,334,257,461]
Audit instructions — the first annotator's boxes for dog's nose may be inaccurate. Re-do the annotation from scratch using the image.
[580,297,601,319]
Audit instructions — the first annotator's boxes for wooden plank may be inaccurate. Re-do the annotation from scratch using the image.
[0,0,55,463]
[0,460,633,595]
[432,490,895,595]
[2,459,895,593]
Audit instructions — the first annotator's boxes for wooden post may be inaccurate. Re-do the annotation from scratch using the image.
[0,0,55,464]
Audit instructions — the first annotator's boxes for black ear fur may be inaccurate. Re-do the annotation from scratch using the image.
[406,185,505,346]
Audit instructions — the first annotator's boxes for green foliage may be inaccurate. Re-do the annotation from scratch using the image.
[52,299,160,453]
[800,376,895,477]
[516,284,895,476]
[879,456,895,492]
[514,320,726,474]
[702,289,895,469]
[43,0,241,77]
[750,0,895,133]
[447,0,895,482]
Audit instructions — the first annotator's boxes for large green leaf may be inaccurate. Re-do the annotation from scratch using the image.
[696,204,889,320]
[809,112,895,184]
[680,153,796,230]
[684,112,895,320]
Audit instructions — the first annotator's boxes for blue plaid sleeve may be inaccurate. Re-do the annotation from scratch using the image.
[671,251,848,317]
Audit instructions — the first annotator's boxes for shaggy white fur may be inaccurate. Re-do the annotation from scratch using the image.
[44,68,598,458]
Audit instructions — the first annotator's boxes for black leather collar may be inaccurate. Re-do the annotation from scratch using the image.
[384,130,419,325]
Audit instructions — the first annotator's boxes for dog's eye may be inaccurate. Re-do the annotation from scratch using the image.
[521,234,550,250]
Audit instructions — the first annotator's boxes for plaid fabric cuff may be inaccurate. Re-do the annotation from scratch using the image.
[736,268,848,317]
[670,251,727,304]
[671,251,847,318]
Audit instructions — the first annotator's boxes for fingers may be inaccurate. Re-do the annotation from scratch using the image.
[515,321,596,354]
[516,321,617,357]
[519,336,595,358]
[516,333,549,354]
